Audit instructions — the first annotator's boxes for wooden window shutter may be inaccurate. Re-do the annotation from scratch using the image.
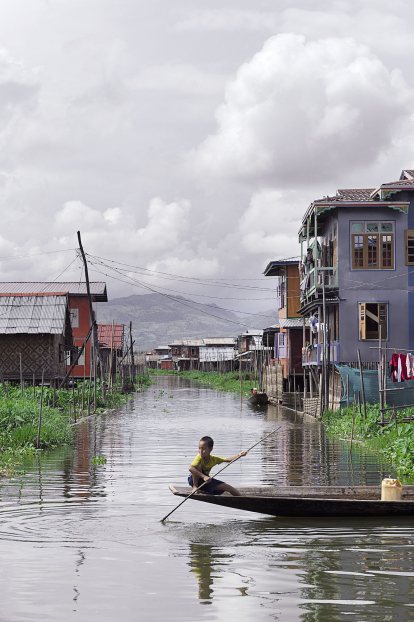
[379,304,388,340]
[405,230,414,265]
[359,303,366,340]
[380,234,394,269]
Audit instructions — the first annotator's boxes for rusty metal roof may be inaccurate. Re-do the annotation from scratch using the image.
[0,282,107,301]
[97,324,124,349]
[0,294,68,334]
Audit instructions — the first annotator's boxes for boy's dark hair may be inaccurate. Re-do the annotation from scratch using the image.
[200,436,214,448]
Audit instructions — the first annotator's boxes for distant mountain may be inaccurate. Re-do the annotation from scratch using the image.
[96,293,278,350]
[239,309,279,330]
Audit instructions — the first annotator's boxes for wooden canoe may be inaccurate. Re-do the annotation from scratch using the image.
[247,392,269,406]
[169,485,414,517]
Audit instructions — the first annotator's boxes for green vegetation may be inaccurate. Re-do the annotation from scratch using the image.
[0,374,152,473]
[323,403,414,479]
[92,455,107,466]
[149,369,258,397]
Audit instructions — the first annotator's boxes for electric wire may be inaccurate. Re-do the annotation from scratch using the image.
[88,263,269,330]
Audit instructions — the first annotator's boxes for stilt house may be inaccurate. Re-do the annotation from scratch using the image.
[0,294,74,384]
[0,282,108,379]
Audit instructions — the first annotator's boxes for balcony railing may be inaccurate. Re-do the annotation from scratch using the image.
[300,266,338,303]
[302,342,339,366]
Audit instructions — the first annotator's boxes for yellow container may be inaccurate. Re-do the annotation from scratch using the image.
[381,478,402,501]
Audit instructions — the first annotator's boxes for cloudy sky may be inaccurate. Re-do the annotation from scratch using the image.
[1,0,414,312]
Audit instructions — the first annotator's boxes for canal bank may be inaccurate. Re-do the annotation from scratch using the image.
[0,375,412,621]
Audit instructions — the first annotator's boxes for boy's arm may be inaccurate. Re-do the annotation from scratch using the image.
[189,464,211,483]
[224,450,248,462]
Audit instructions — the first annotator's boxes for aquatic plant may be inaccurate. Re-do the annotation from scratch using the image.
[323,404,414,479]
[92,455,107,466]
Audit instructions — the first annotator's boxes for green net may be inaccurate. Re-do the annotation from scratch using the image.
[336,364,414,407]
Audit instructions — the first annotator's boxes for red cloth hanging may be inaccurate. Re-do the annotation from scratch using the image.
[390,353,399,383]
[400,353,409,381]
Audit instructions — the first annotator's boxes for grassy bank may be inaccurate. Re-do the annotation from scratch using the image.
[149,369,258,397]
[322,403,414,479]
[0,375,152,472]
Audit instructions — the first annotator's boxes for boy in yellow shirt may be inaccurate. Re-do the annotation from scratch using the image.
[188,435,248,496]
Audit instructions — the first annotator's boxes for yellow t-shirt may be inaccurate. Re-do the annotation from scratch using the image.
[191,454,225,475]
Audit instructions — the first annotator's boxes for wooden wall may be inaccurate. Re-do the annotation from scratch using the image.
[0,333,66,380]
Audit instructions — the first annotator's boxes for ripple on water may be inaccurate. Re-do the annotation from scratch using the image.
[0,376,411,622]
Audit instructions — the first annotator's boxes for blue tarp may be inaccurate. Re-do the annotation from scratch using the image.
[336,364,414,407]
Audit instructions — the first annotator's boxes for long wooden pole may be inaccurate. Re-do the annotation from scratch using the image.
[349,397,355,454]
[357,349,367,420]
[161,426,282,522]
[20,353,23,395]
[36,370,44,449]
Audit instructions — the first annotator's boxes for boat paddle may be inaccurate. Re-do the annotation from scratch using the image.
[161,425,282,522]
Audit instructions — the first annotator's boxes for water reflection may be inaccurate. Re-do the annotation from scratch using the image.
[0,376,411,621]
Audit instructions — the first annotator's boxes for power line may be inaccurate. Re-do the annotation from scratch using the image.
[86,253,279,292]
[0,248,77,262]
[88,263,270,330]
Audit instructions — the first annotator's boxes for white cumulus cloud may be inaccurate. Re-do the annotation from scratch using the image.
[188,34,413,185]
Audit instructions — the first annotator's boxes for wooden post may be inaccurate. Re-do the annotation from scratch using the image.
[20,353,23,395]
[349,396,355,454]
[393,404,398,432]
[0,369,8,396]
[358,390,361,415]
[357,349,367,420]
[346,374,350,410]
[304,369,307,400]
[36,370,44,449]
[239,335,242,407]
[93,338,97,411]
[129,321,134,387]
[72,372,76,423]
[322,277,328,414]
[81,380,85,414]
[87,348,92,416]
[379,325,384,427]
[108,320,114,390]
[33,373,35,398]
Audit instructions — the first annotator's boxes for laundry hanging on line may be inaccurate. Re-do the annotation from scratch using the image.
[390,352,414,382]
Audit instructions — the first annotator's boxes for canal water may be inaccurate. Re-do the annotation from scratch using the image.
[1,376,413,621]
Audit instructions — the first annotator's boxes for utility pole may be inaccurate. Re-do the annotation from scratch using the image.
[77,231,99,389]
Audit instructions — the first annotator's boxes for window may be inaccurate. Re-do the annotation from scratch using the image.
[75,347,85,366]
[359,303,388,340]
[405,230,414,265]
[276,280,285,310]
[351,222,394,270]
[277,333,286,358]
[191,348,196,355]
[70,308,79,328]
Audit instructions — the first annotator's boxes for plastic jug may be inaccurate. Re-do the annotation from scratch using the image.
[381,478,402,501]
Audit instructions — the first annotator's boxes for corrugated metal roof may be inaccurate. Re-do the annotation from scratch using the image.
[279,318,310,329]
[97,324,124,349]
[202,338,236,346]
[169,339,204,347]
[0,295,68,334]
[0,282,108,301]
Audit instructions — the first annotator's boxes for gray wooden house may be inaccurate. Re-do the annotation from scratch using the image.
[297,168,414,371]
[0,294,74,383]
